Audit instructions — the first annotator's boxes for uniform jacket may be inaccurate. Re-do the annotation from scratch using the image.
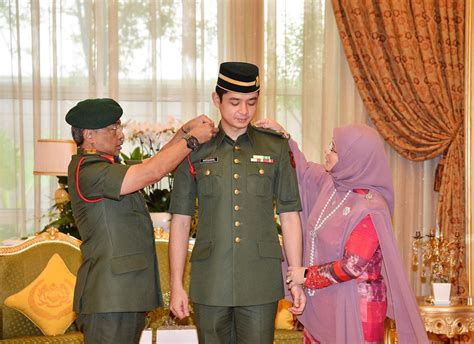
[68,149,162,314]
[169,124,302,306]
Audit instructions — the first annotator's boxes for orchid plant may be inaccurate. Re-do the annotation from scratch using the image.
[121,118,182,212]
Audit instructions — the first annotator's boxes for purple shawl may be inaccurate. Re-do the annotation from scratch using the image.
[288,124,428,343]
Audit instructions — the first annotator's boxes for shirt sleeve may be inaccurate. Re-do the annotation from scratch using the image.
[274,139,302,214]
[168,157,197,216]
[304,214,379,289]
[77,157,130,201]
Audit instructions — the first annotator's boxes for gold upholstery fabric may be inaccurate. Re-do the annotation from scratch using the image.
[4,254,76,336]
[0,229,82,342]
[0,331,83,343]
[274,329,304,343]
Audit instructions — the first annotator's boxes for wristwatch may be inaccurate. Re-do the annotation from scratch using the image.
[183,133,200,151]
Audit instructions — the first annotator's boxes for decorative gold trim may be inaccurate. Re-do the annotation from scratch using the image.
[466,0,474,297]
[218,73,256,87]
[0,227,81,255]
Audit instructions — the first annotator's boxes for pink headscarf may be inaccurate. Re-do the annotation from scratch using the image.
[286,124,428,343]
[331,124,394,214]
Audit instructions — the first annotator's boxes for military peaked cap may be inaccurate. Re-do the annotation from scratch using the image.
[217,62,260,93]
[65,98,123,129]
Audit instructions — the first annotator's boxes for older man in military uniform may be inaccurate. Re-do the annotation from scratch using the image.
[169,62,306,343]
[65,98,217,344]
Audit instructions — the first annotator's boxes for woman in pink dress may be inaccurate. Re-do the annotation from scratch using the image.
[255,120,428,344]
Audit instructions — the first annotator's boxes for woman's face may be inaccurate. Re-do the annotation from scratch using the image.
[324,140,339,171]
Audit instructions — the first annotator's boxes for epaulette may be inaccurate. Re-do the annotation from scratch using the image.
[250,125,287,138]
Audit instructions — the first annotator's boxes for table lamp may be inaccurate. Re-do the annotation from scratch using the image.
[33,139,77,203]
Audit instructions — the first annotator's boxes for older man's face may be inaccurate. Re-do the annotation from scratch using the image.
[91,121,125,156]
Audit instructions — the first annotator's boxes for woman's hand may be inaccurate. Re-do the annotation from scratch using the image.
[286,266,306,289]
[254,118,285,132]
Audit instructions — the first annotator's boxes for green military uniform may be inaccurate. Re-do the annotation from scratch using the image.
[170,124,301,306]
[66,98,163,344]
[68,149,162,314]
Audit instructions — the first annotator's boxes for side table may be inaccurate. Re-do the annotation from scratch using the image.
[417,296,474,339]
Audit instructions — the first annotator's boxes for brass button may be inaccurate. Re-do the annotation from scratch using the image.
[235,237,241,243]
[233,158,240,164]
[233,173,240,180]
[205,170,211,176]
[234,189,241,195]
[259,169,265,175]
[234,205,240,211]
[234,145,241,151]
[235,221,241,227]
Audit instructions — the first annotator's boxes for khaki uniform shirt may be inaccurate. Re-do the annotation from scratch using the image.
[68,149,162,314]
[169,124,302,306]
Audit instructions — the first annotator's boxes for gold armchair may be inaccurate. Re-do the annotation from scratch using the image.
[0,228,83,343]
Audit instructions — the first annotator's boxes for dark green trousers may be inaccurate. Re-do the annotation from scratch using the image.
[193,302,278,344]
[76,312,146,344]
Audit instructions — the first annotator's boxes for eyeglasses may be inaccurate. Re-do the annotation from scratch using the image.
[328,141,337,154]
[101,123,124,135]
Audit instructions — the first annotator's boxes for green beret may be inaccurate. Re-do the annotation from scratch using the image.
[65,98,123,129]
[217,62,260,94]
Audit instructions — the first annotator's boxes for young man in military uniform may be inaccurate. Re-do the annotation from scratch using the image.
[65,98,217,344]
[169,62,306,343]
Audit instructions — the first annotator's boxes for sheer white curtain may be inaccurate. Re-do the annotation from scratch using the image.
[0,0,219,239]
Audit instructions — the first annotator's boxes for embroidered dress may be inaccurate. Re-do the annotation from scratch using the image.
[286,124,428,344]
[304,213,387,342]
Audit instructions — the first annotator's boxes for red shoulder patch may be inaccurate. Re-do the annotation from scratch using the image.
[289,151,296,168]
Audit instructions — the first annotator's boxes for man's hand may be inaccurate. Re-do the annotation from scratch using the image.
[169,286,190,320]
[188,122,219,145]
[288,285,306,315]
[182,114,215,133]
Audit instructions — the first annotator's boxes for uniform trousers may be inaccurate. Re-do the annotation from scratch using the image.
[193,301,278,344]
[76,312,146,344]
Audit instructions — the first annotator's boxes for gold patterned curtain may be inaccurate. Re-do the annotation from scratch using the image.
[332,0,465,238]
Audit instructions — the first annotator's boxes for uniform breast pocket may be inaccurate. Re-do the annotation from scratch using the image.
[196,162,222,197]
[246,163,275,196]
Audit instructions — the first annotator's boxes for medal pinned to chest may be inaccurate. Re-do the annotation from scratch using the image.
[250,154,274,176]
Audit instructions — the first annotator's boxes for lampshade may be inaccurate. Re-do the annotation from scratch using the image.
[34,139,77,176]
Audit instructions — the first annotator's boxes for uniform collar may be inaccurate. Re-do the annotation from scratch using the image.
[77,147,116,163]
[215,122,256,147]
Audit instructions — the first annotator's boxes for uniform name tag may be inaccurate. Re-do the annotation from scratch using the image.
[251,155,274,163]
[201,157,218,164]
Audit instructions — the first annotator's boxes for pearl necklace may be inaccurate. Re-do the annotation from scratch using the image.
[307,189,351,296]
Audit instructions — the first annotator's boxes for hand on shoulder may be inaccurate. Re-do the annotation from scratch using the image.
[254,118,290,139]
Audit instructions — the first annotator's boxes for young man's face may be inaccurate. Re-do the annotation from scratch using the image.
[212,91,259,137]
